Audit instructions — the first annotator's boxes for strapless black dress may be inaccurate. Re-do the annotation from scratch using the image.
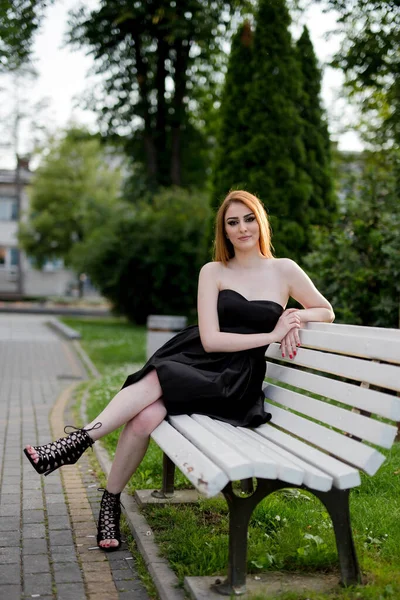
[121,289,283,427]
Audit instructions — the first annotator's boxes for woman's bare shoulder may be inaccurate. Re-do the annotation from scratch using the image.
[199,261,225,282]
[273,257,299,273]
[200,261,224,274]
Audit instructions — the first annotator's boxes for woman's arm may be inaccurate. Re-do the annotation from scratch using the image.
[197,263,300,353]
[282,259,335,323]
[279,259,334,358]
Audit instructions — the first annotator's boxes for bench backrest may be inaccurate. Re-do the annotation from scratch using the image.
[264,322,400,476]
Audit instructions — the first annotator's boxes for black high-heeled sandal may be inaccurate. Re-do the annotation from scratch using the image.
[97,488,122,552]
[23,422,102,476]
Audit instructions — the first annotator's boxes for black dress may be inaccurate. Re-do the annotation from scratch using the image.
[121,289,283,427]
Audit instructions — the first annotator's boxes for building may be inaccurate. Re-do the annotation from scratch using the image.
[0,158,78,298]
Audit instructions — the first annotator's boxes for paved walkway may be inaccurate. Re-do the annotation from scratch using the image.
[0,315,149,600]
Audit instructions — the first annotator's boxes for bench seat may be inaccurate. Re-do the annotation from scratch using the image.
[147,322,400,596]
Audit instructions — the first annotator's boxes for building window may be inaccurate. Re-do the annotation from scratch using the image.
[0,246,19,268]
[27,256,64,271]
[0,196,18,221]
[9,247,19,267]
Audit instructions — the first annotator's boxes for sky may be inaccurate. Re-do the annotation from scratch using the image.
[0,0,363,169]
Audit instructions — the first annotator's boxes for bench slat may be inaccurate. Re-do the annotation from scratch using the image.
[266,362,400,421]
[299,329,400,365]
[252,424,361,490]
[192,415,303,485]
[265,404,386,475]
[306,322,400,341]
[151,421,228,498]
[266,344,400,392]
[264,383,398,449]
[169,415,256,481]
[190,415,278,479]
[229,426,333,491]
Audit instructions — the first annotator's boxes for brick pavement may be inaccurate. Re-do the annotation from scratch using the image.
[0,315,149,600]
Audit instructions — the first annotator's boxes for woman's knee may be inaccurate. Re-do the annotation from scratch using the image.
[127,400,167,437]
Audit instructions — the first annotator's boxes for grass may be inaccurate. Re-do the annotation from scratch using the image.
[64,316,400,599]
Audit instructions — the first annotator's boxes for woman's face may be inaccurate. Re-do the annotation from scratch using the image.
[224,202,260,252]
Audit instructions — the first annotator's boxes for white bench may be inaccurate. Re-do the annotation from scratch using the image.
[147,322,400,596]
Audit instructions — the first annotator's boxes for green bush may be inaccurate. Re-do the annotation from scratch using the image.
[71,187,211,323]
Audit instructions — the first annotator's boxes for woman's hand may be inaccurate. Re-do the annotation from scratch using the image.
[272,309,301,346]
[280,327,301,359]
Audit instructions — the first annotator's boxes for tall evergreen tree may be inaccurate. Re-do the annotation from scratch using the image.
[296,26,336,226]
[244,0,311,260]
[212,21,254,210]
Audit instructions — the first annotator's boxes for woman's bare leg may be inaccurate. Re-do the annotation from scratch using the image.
[25,370,163,462]
[99,399,167,549]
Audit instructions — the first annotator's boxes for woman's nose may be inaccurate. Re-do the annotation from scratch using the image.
[239,220,247,232]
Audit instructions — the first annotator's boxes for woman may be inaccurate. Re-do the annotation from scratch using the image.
[24,190,334,551]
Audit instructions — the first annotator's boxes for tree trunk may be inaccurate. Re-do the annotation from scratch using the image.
[132,30,158,182]
[170,37,189,186]
[155,34,168,185]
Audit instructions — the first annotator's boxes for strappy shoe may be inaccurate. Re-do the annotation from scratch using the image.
[97,488,122,552]
[23,423,102,476]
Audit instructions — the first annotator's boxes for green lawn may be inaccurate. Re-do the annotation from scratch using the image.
[63,316,400,599]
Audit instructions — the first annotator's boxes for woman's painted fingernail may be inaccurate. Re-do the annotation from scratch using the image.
[289,354,293,359]
[282,353,285,357]
[294,351,297,356]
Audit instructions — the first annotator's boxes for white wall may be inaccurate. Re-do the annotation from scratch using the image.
[23,269,75,297]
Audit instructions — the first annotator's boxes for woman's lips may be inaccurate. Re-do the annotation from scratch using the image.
[238,236,251,240]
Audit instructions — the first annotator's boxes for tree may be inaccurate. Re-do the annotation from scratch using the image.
[18,127,121,294]
[296,26,336,226]
[0,0,50,70]
[67,0,252,190]
[71,187,212,323]
[322,0,400,148]
[240,0,312,260]
[211,20,255,210]
[305,149,400,328]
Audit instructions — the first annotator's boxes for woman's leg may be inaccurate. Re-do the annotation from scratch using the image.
[25,370,163,463]
[99,399,167,549]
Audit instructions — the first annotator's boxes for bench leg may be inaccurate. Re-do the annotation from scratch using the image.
[151,453,176,499]
[214,479,285,596]
[313,488,362,586]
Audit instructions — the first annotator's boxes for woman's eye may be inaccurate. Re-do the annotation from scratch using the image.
[246,217,255,222]
[227,221,238,227]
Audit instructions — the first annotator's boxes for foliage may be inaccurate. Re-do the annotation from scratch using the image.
[211,20,255,210]
[322,0,400,147]
[304,149,400,327]
[67,0,253,190]
[211,7,336,255]
[238,0,312,260]
[71,187,212,323]
[18,127,121,268]
[296,26,336,226]
[0,0,50,70]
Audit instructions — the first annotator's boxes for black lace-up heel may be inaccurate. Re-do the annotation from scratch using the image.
[23,423,102,476]
[97,488,122,552]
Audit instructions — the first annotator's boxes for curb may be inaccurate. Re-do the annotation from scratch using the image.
[45,317,102,380]
[0,305,111,316]
[47,317,82,340]
[72,340,101,379]
[73,350,185,600]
